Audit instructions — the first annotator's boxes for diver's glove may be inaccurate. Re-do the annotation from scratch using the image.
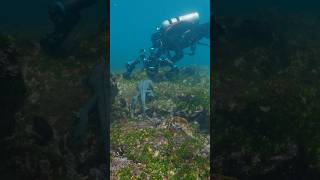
[123,59,140,79]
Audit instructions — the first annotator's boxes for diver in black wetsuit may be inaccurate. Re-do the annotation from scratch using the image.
[152,20,209,63]
[123,12,210,79]
[40,0,97,55]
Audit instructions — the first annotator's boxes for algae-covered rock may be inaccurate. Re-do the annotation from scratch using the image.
[0,34,26,138]
[110,117,210,179]
[112,67,210,129]
[213,12,320,180]
[0,28,108,179]
[111,66,210,179]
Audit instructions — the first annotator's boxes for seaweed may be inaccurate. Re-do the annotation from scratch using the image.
[213,12,320,180]
[111,66,210,179]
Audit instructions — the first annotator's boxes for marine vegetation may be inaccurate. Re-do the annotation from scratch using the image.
[0,21,108,179]
[213,10,320,180]
[0,33,26,138]
[110,67,210,179]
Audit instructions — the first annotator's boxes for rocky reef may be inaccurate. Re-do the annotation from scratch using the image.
[0,34,26,138]
[0,23,108,179]
[213,10,320,180]
[110,67,210,179]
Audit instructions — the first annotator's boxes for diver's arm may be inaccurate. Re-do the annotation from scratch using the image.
[126,59,140,71]
[123,58,141,78]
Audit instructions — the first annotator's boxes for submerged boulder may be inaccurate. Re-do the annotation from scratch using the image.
[32,116,54,146]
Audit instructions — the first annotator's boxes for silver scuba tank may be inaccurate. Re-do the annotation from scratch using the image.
[161,12,199,29]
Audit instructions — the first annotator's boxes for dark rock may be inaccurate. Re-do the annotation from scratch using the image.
[0,34,26,138]
[32,116,54,146]
[110,75,118,104]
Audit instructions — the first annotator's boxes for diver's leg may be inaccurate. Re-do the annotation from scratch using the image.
[172,49,184,63]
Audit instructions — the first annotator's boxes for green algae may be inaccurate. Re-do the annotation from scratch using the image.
[114,69,210,117]
[111,66,210,179]
[111,120,210,179]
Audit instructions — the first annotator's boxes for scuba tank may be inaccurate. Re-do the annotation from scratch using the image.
[161,12,199,29]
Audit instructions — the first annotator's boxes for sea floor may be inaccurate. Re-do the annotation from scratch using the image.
[110,68,210,179]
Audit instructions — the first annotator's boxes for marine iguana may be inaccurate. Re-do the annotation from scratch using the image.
[72,58,109,162]
[130,80,155,115]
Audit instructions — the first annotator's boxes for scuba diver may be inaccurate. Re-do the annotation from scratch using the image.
[40,0,97,55]
[151,12,210,62]
[123,12,210,79]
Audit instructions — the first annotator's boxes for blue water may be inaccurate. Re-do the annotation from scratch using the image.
[110,0,210,72]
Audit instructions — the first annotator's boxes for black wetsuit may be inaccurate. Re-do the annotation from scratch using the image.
[152,21,210,63]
